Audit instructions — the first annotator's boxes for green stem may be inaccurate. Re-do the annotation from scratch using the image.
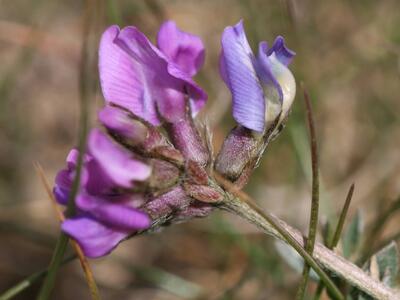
[0,255,76,300]
[36,235,69,300]
[36,1,93,298]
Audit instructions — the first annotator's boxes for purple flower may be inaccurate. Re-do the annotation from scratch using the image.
[98,22,207,125]
[220,20,296,133]
[54,129,152,257]
[53,20,298,258]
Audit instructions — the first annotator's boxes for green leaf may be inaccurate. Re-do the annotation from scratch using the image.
[342,210,364,258]
[374,241,399,287]
[356,241,399,300]
[362,241,399,287]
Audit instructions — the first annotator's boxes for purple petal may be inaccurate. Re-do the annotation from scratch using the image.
[98,105,148,143]
[62,217,130,258]
[76,193,151,230]
[115,26,207,122]
[220,20,265,132]
[83,158,115,195]
[53,149,90,205]
[256,41,283,103]
[164,63,207,118]
[99,26,160,125]
[53,186,69,205]
[54,170,72,205]
[219,49,229,85]
[115,26,186,122]
[88,129,151,188]
[66,149,79,169]
[267,36,295,66]
[157,21,205,76]
[258,42,296,121]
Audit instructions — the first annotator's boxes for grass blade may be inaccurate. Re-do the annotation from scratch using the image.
[314,183,355,300]
[0,255,76,300]
[296,85,320,300]
[36,0,97,298]
[330,184,355,249]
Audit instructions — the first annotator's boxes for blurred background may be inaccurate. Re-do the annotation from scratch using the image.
[0,0,399,299]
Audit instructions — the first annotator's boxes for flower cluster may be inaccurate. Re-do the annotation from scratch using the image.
[54,20,296,258]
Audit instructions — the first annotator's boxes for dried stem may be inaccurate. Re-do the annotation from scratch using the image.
[34,162,100,300]
[296,85,320,300]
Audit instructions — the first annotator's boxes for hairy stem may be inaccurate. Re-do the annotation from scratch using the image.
[221,196,400,300]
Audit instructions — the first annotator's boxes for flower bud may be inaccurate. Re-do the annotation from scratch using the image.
[183,184,224,203]
[99,105,165,150]
[99,105,185,165]
[165,109,209,167]
[148,159,180,190]
[220,20,296,134]
[215,20,296,187]
[215,126,263,184]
